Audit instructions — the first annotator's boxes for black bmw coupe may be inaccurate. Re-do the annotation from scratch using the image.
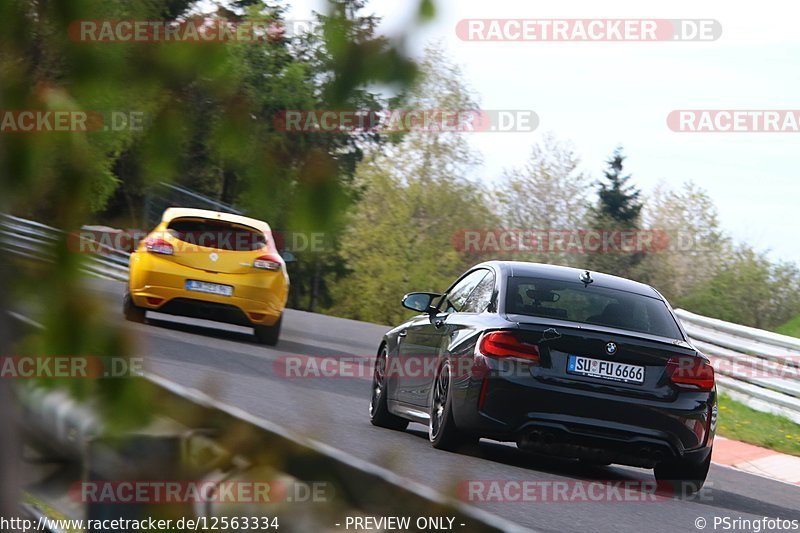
[369,261,716,491]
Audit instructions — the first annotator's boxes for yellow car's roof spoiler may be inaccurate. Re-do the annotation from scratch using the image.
[161,207,272,234]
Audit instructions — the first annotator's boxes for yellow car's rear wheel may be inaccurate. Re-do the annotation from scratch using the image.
[123,292,147,323]
[254,314,282,346]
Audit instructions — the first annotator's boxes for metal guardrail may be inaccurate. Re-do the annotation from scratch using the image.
[3,214,799,424]
[0,213,130,281]
[675,309,800,423]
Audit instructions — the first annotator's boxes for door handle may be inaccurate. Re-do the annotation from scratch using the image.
[398,330,407,338]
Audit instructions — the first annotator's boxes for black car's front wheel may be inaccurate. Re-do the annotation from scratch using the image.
[429,360,476,451]
[654,448,712,495]
[369,346,408,430]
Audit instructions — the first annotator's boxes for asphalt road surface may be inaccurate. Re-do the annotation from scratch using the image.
[88,279,800,532]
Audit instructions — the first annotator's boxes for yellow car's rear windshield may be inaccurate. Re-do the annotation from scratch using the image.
[166,217,267,251]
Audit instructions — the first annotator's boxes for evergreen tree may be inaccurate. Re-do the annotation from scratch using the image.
[594,147,642,227]
[585,147,644,278]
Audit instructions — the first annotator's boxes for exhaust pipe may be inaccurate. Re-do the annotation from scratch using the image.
[652,450,664,462]
[517,430,545,449]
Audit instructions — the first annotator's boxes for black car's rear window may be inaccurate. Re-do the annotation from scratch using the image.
[505,276,683,340]
[166,218,266,251]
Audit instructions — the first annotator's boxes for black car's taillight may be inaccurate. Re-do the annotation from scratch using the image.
[478,331,540,364]
[665,356,715,391]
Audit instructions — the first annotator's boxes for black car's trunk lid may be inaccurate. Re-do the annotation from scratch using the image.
[509,316,698,400]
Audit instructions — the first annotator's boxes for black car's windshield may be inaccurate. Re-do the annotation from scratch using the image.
[506,276,683,340]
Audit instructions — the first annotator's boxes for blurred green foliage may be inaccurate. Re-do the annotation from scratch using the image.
[0,0,430,427]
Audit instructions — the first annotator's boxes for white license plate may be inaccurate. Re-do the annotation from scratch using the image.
[185,280,233,297]
[567,355,645,384]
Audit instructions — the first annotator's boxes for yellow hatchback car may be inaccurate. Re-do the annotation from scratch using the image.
[124,208,289,345]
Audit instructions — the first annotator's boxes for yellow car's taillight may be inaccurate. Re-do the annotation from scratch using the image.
[144,236,174,255]
[253,254,282,271]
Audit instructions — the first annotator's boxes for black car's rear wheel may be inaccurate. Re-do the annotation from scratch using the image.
[369,346,408,430]
[254,315,282,346]
[654,448,712,495]
[123,292,146,323]
[429,360,475,451]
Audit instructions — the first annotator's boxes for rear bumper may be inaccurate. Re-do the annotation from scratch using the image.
[453,363,716,466]
[128,252,287,326]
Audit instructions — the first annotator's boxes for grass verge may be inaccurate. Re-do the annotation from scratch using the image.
[717,394,800,456]
[774,314,800,338]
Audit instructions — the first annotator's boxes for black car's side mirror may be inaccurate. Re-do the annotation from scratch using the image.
[401,292,440,314]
